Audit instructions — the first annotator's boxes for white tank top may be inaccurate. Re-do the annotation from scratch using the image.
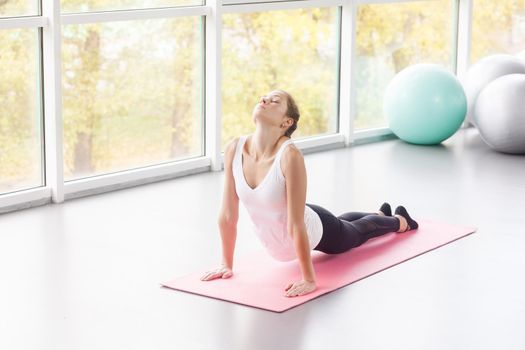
[232,134,323,262]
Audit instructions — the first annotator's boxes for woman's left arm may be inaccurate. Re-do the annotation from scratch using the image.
[282,146,317,297]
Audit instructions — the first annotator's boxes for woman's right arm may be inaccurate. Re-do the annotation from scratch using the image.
[217,137,240,269]
[201,138,240,281]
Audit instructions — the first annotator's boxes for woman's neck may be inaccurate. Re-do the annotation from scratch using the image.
[249,128,287,161]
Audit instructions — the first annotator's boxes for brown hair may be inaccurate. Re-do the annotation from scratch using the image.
[276,89,300,137]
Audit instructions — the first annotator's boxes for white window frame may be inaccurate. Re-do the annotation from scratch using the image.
[0,0,471,214]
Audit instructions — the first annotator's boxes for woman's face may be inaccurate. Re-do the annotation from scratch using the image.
[252,90,290,128]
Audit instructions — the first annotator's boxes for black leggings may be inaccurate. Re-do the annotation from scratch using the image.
[306,203,401,254]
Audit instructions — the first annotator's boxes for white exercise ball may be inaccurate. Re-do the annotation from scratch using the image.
[475,74,525,154]
[464,54,525,125]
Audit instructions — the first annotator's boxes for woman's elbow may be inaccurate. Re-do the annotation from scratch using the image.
[287,223,307,239]
[218,215,238,228]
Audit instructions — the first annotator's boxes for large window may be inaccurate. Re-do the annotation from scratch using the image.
[2,0,497,209]
[471,0,525,63]
[61,17,204,181]
[221,7,340,149]
[354,0,457,130]
[0,28,43,195]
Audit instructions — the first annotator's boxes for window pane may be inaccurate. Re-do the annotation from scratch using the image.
[61,0,203,14]
[355,1,457,130]
[62,18,203,181]
[471,0,525,63]
[221,8,340,149]
[0,1,38,17]
[0,29,43,195]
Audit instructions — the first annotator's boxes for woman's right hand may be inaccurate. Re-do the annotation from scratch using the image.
[200,266,233,281]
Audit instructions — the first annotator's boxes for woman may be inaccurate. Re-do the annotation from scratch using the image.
[200,89,418,298]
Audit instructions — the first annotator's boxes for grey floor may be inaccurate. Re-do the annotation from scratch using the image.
[1,128,524,350]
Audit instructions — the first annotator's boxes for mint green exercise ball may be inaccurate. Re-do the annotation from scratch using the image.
[383,64,467,145]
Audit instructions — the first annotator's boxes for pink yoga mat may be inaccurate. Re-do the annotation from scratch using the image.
[162,219,476,312]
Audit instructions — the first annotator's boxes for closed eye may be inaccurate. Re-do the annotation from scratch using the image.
[259,95,281,104]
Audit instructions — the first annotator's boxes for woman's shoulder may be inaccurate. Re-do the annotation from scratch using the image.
[225,134,249,151]
[280,142,305,181]
[224,136,243,164]
[280,139,303,166]
[281,136,299,152]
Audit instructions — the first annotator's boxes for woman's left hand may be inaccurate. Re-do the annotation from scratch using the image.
[284,279,317,297]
